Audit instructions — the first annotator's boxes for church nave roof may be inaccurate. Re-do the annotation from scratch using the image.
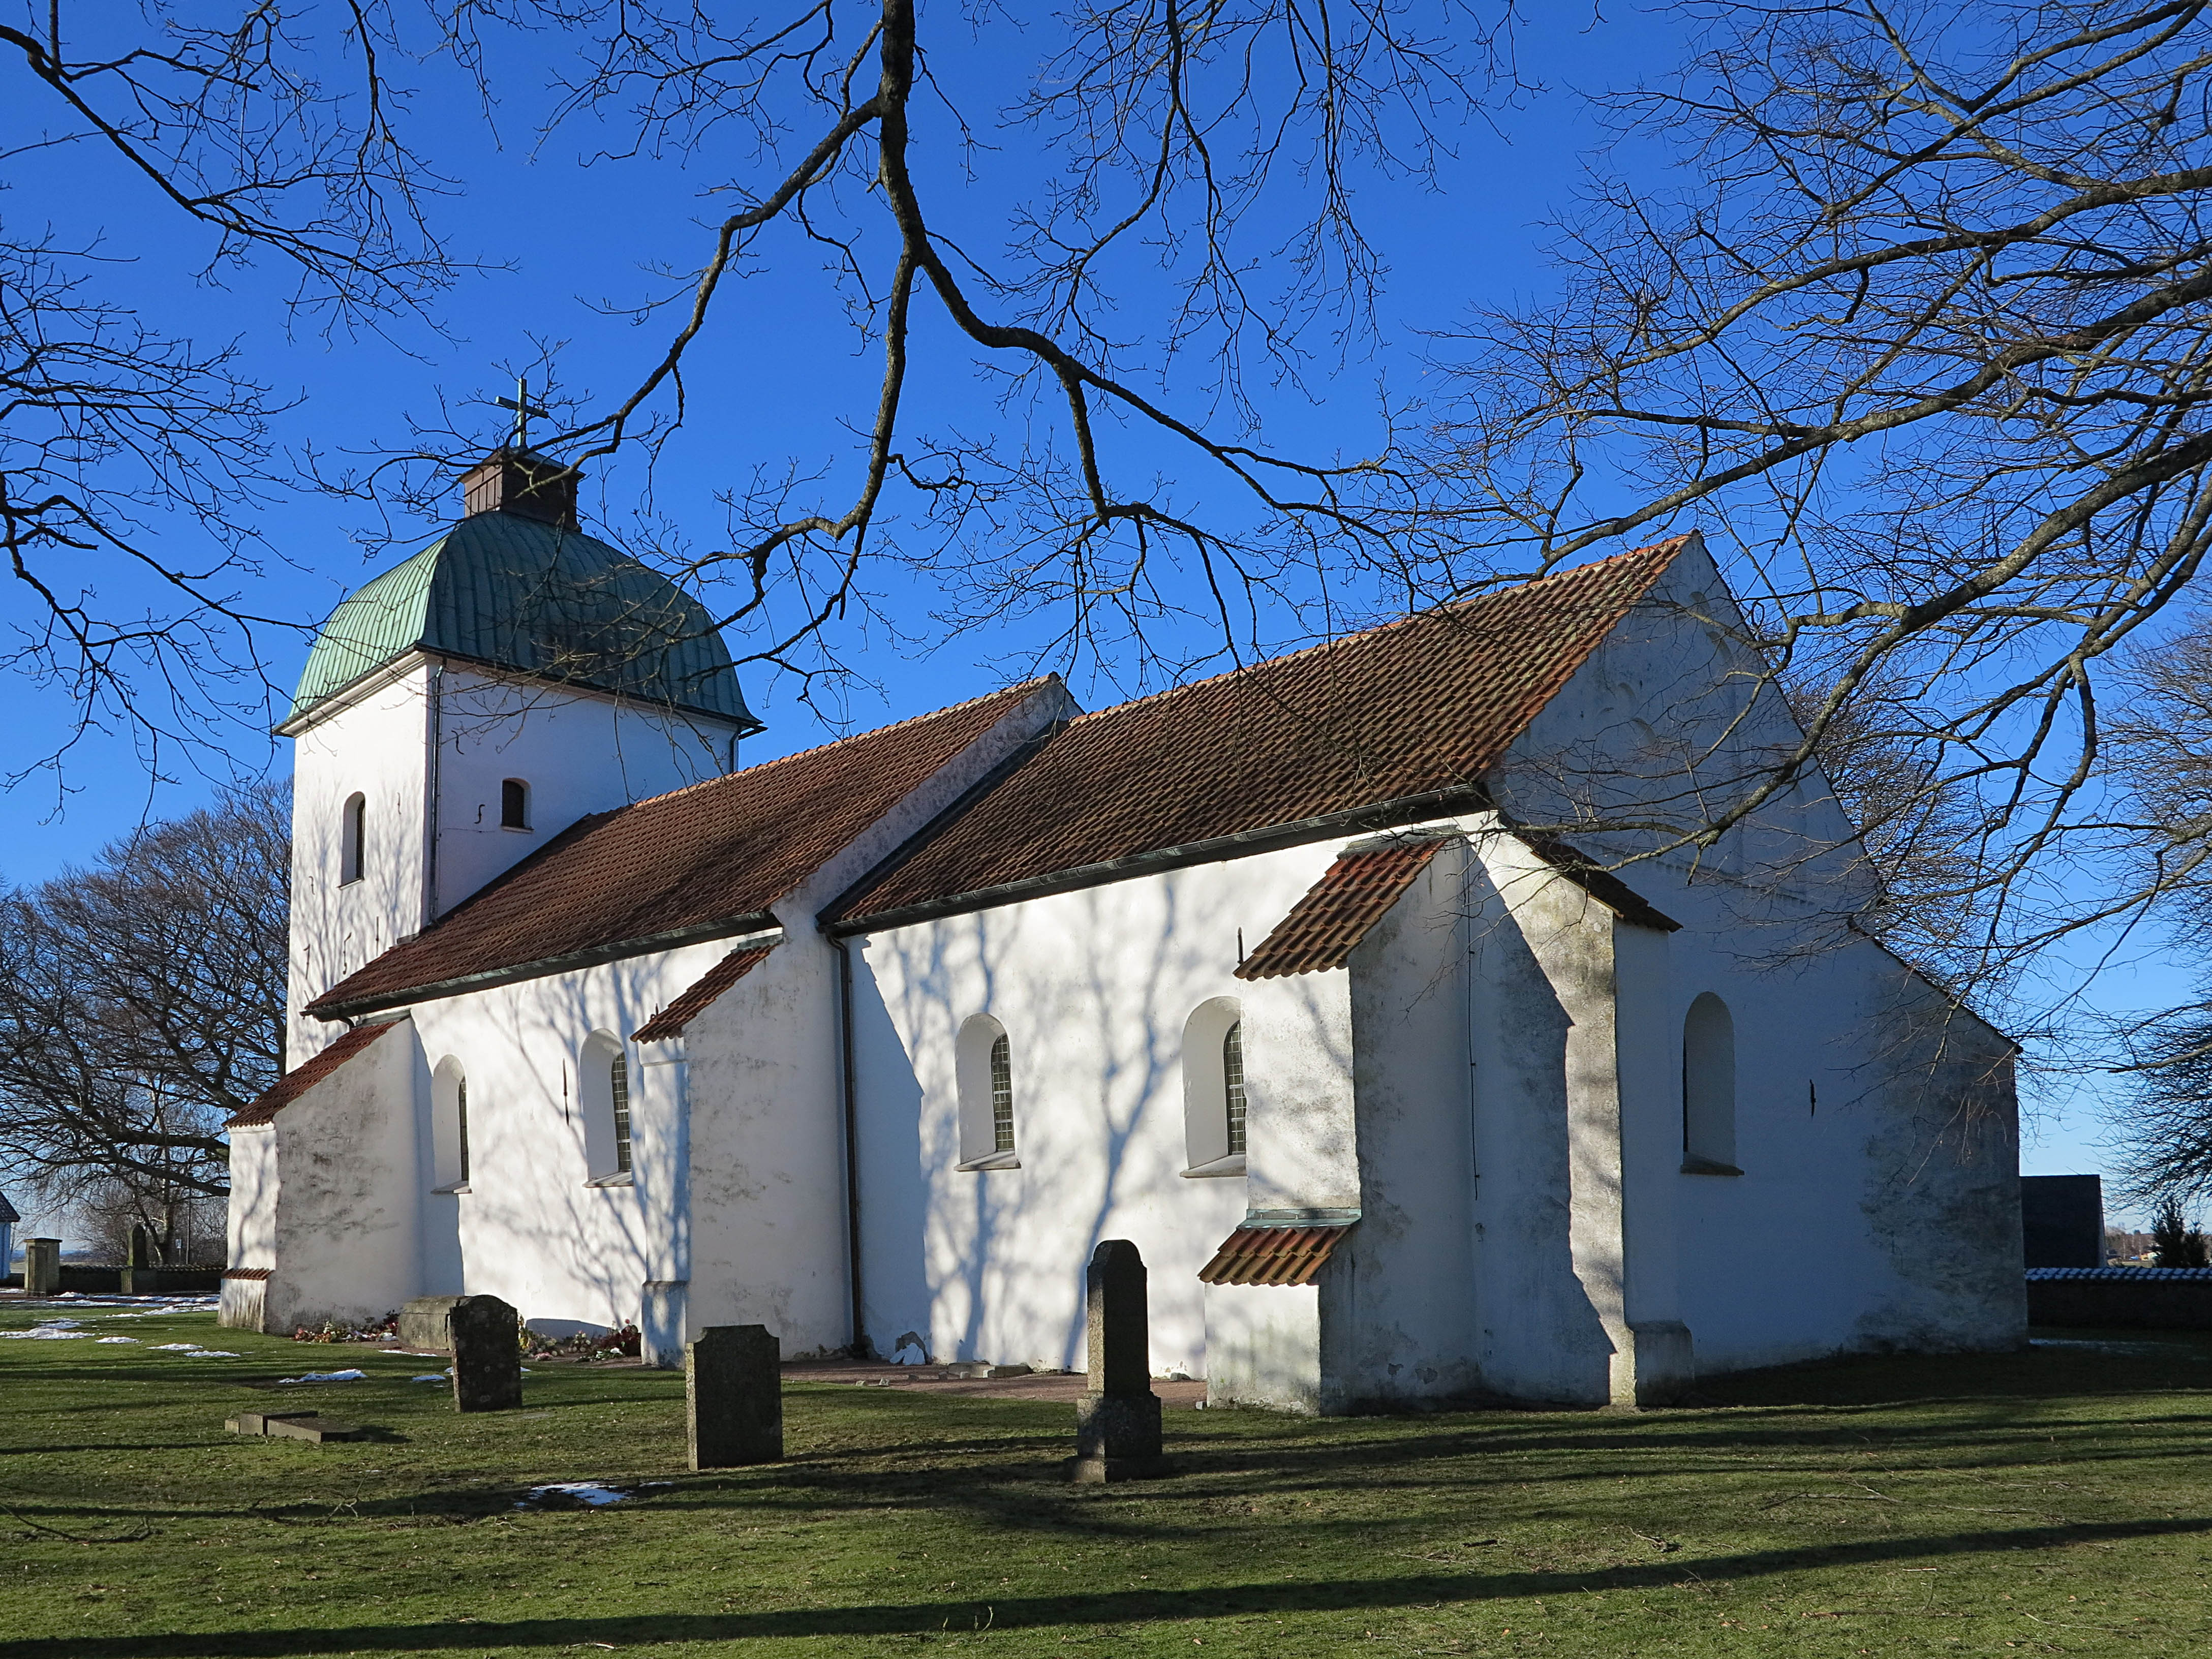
[828,537,1687,930]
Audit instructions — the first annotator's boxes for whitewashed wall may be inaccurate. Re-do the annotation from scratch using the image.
[852,838,1355,1379]
[234,1019,422,1332]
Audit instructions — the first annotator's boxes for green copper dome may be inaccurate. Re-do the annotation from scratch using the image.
[288,510,760,730]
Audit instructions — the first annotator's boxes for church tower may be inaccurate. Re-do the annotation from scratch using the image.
[279,449,760,1061]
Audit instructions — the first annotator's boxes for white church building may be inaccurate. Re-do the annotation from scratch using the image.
[224,449,2026,1410]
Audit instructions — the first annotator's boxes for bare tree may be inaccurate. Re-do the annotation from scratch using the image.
[0,783,289,1215]
[343,0,1517,705]
[1414,1,2212,1005]
[10,1,1529,764]
[2,3,457,786]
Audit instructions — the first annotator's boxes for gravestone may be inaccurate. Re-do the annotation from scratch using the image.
[129,1225,156,1269]
[397,1295,466,1353]
[446,1295,523,1412]
[686,1325,783,1468]
[228,1411,367,1443]
[1069,1238,1166,1482]
[21,1238,61,1298]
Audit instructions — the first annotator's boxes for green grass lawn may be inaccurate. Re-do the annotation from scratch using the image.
[4,1306,2210,1656]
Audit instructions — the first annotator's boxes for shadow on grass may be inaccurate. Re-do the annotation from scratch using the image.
[1687,1334,2212,1409]
[5,1514,2206,1657]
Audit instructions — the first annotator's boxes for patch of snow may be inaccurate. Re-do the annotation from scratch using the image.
[411,1373,450,1382]
[276,1369,367,1383]
[890,1342,927,1365]
[151,1342,200,1351]
[96,1336,139,1345]
[183,1349,239,1359]
[514,1481,671,1510]
[35,1318,84,1329]
[0,1327,92,1340]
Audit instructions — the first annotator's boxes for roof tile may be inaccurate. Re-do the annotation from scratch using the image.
[1198,1223,1354,1286]
[1236,838,1449,980]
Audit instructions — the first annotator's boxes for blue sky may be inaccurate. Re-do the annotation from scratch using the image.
[0,6,2163,1218]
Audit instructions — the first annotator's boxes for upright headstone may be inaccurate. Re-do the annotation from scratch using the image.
[686,1325,783,1468]
[1069,1238,1165,1482]
[120,1226,161,1295]
[446,1295,523,1412]
[22,1238,62,1298]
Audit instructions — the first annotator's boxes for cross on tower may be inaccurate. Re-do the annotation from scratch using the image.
[496,376,550,448]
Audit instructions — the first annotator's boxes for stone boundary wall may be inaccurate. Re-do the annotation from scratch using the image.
[2026,1269,2212,1330]
[4,1266,223,1295]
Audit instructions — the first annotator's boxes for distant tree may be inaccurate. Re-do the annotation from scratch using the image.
[2150,1195,2209,1269]
[0,784,288,1217]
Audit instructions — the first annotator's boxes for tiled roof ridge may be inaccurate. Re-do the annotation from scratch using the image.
[1060,537,1691,730]
[609,675,1061,815]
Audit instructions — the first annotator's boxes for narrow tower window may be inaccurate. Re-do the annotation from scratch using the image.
[501,779,530,830]
[990,1033,1014,1153]
[456,1078,471,1185]
[1222,1020,1247,1157]
[340,793,366,885]
[610,1052,632,1174]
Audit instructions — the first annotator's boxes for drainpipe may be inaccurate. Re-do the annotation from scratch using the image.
[833,935,868,1358]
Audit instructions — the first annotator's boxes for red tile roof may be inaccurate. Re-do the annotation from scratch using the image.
[1198,1223,1354,1286]
[304,681,1056,1018]
[632,944,777,1042]
[1236,838,1450,980]
[834,540,1686,926]
[227,1022,401,1127]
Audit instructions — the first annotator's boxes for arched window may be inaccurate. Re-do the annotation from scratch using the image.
[990,1034,1013,1153]
[501,779,530,830]
[432,1060,471,1191]
[610,1051,632,1173]
[579,1031,635,1184]
[1682,992,1740,1175]
[1180,997,1248,1176]
[955,1015,1018,1169]
[340,793,366,885]
[1223,1021,1247,1157]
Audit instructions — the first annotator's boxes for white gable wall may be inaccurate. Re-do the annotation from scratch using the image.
[1486,541,2022,1382]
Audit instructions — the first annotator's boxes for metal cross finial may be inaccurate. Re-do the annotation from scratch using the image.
[496,376,550,449]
